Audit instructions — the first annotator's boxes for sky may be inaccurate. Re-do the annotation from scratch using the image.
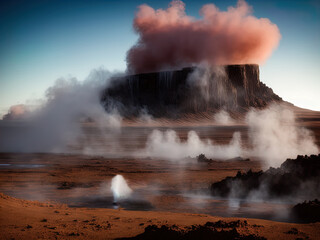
[0,0,319,117]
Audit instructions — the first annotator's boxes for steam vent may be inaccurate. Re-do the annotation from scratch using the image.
[101,64,282,117]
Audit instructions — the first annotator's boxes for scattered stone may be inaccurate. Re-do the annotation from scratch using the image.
[115,224,266,240]
[57,182,76,190]
[69,232,80,236]
[205,220,247,228]
[226,157,250,162]
[57,181,93,190]
[95,224,102,229]
[197,154,214,163]
[252,224,263,228]
[285,228,299,235]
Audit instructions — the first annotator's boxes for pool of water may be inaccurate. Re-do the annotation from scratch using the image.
[0,163,47,169]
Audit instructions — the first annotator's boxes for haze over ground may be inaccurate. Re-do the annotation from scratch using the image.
[1,2,320,238]
[0,0,319,117]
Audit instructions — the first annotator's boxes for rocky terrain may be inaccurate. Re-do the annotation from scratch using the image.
[1,192,319,240]
[210,154,320,200]
[118,221,266,240]
[291,199,320,223]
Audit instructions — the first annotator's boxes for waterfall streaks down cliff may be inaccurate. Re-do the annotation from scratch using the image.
[101,64,281,117]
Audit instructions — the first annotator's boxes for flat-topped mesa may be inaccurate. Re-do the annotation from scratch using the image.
[101,64,282,117]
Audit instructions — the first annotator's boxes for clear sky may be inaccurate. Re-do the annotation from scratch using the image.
[0,0,319,117]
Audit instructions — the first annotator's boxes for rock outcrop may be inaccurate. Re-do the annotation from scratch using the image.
[291,199,320,222]
[101,64,281,117]
[210,154,320,200]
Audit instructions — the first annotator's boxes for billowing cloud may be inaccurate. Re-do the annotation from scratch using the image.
[127,0,281,73]
[2,104,29,120]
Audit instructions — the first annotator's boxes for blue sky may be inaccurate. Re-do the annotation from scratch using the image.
[0,0,319,116]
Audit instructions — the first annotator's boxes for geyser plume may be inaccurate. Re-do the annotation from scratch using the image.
[141,105,318,167]
[214,110,235,125]
[144,129,242,160]
[127,0,281,73]
[111,175,133,202]
[246,104,319,167]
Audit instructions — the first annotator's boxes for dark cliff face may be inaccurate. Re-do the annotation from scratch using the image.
[101,64,281,117]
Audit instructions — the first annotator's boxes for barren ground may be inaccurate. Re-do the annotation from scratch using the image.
[0,108,319,239]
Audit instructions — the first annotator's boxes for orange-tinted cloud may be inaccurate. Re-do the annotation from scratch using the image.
[3,104,28,120]
[127,0,281,73]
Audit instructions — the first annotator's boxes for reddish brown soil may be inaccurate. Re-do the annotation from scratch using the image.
[1,193,320,240]
[0,107,319,239]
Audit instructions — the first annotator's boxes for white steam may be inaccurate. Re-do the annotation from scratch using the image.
[111,175,132,202]
[187,65,235,111]
[143,129,242,160]
[214,110,235,125]
[246,104,319,167]
[138,107,154,123]
[0,68,123,153]
[141,104,318,167]
[1,65,318,168]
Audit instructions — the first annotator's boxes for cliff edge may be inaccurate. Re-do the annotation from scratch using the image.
[101,65,282,117]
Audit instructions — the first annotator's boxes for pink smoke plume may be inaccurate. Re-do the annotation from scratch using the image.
[3,104,29,120]
[127,0,281,73]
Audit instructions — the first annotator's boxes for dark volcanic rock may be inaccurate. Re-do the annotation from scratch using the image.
[101,65,281,117]
[197,154,215,163]
[196,154,249,163]
[210,154,320,199]
[117,221,266,240]
[291,199,320,223]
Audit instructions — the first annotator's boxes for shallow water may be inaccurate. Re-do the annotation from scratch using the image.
[58,188,293,222]
[0,163,46,169]
[0,124,302,223]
